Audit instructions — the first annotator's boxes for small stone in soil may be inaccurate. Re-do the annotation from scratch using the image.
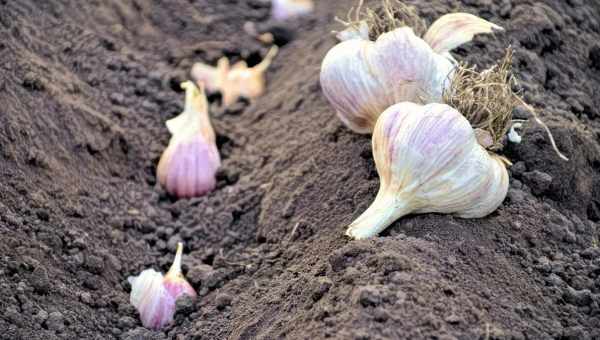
[45,311,65,332]
[118,316,137,329]
[30,266,51,294]
[215,293,233,310]
[353,286,382,307]
[311,277,332,302]
[523,170,553,196]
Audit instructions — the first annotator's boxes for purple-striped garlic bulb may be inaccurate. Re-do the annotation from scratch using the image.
[346,102,509,239]
[128,243,197,330]
[157,81,220,198]
[320,13,503,134]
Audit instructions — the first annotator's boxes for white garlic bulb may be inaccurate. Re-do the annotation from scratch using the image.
[271,0,314,21]
[345,102,509,239]
[128,243,197,330]
[320,13,503,134]
[157,81,221,198]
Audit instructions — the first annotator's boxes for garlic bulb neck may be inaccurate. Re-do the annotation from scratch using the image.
[166,242,184,279]
[167,82,214,144]
[346,190,411,240]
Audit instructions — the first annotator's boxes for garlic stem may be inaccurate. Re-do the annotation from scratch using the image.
[166,242,184,278]
[254,45,279,73]
[345,191,411,240]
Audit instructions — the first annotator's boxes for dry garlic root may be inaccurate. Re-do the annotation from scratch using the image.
[157,81,220,198]
[191,46,278,107]
[271,0,314,21]
[320,0,502,134]
[346,103,510,239]
[128,243,197,330]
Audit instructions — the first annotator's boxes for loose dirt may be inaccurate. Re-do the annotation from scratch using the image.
[1,0,599,339]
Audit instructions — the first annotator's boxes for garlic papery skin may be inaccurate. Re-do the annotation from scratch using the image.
[191,46,278,107]
[128,243,197,330]
[157,81,221,198]
[345,102,509,240]
[320,13,502,134]
[271,0,314,21]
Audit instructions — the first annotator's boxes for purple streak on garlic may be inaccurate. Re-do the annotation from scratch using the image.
[157,81,220,198]
[271,0,314,21]
[128,243,197,330]
[345,103,509,240]
[320,13,503,134]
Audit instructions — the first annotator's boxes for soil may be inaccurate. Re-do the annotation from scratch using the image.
[1,0,600,339]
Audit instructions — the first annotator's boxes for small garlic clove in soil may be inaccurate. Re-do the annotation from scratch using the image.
[191,46,278,107]
[157,81,221,198]
[128,243,197,330]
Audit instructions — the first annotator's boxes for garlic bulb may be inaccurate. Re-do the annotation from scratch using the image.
[191,46,278,107]
[128,243,197,330]
[271,0,314,21]
[345,102,509,240]
[320,13,502,134]
[157,81,220,198]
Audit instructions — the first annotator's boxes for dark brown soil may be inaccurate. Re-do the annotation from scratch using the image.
[1,0,600,339]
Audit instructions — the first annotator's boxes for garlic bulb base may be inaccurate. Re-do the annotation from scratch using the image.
[346,192,411,240]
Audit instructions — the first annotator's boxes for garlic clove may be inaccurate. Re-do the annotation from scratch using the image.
[222,46,278,106]
[157,81,220,198]
[321,27,454,134]
[271,0,314,21]
[345,102,509,239]
[190,46,278,107]
[423,13,504,55]
[321,11,502,134]
[128,243,197,330]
